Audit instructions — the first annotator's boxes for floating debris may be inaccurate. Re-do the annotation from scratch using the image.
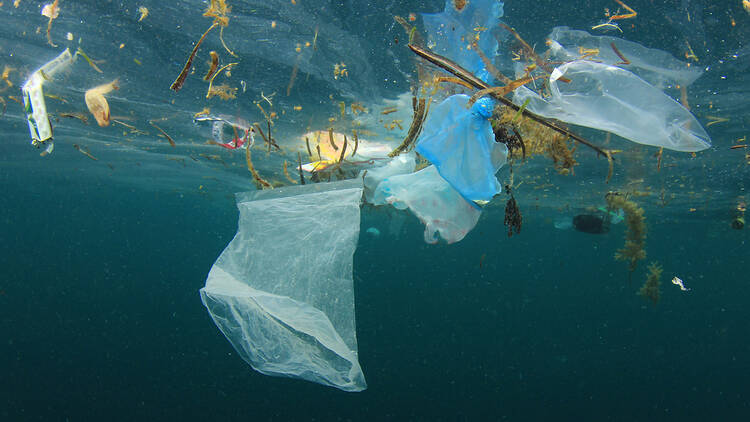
[85,79,119,127]
[41,0,60,47]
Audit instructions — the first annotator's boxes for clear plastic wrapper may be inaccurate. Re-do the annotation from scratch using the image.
[372,165,481,244]
[422,0,505,83]
[513,60,711,152]
[200,180,366,392]
[547,26,703,89]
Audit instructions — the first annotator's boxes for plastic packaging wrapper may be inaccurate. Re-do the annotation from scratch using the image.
[200,180,366,392]
[194,114,254,149]
[372,165,481,244]
[361,153,416,204]
[513,60,711,152]
[21,48,76,154]
[547,26,702,89]
[422,0,505,83]
[416,95,507,203]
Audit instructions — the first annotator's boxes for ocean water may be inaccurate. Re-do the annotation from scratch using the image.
[2,0,749,420]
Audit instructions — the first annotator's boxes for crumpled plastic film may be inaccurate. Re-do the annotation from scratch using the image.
[513,60,711,152]
[547,26,703,89]
[416,94,507,203]
[372,165,481,244]
[422,0,505,83]
[200,180,366,392]
[361,152,416,204]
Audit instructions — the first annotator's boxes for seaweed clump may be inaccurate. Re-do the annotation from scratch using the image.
[638,262,662,304]
[606,191,646,275]
[495,106,577,174]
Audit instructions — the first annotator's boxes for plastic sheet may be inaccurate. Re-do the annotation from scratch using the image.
[513,60,711,152]
[361,153,416,204]
[200,180,366,392]
[372,165,481,244]
[422,0,505,83]
[547,26,703,89]
[416,95,507,203]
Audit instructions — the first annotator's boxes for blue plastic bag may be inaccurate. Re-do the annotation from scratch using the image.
[416,94,507,203]
[422,0,505,83]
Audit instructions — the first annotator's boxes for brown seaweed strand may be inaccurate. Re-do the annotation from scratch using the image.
[389,97,426,157]
[351,130,359,157]
[171,22,218,91]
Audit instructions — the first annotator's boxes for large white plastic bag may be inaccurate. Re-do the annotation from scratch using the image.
[200,180,366,392]
[513,60,711,152]
[372,165,481,244]
[416,94,507,203]
[547,26,703,89]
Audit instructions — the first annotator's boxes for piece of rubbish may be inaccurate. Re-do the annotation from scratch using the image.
[513,60,711,152]
[85,79,119,127]
[73,144,98,161]
[361,152,416,204]
[546,27,703,89]
[671,276,690,291]
[22,48,76,154]
[138,6,148,22]
[200,180,367,392]
[416,94,508,203]
[194,114,253,150]
[572,214,609,234]
[421,0,505,83]
[365,227,381,237]
[372,165,481,244]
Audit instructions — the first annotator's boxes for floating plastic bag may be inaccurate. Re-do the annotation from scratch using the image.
[547,26,702,89]
[361,153,416,204]
[422,0,505,83]
[416,95,507,203]
[513,60,711,152]
[200,180,366,392]
[372,165,481,244]
[21,48,76,154]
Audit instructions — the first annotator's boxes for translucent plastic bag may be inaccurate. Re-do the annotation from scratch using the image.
[200,180,366,392]
[422,0,505,83]
[372,165,481,244]
[547,26,702,89]
[513,60,711,152]
[416,95,507,203]
[361,153,416,204]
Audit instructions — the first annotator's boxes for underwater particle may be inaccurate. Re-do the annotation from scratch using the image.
[84,79,119,127]
[207,83,237,100]
[138,6,148,22]
[638,262,662,304]
[744,0,750,14]
[66,32,73,41]
[408,13,416,22]
[452,0,466,12]
[365,227,381,237]
[504,194,522,237]
[271,20,277,28]
[671,276,690,291]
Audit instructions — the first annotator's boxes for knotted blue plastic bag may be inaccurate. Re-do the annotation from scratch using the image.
[422,0,505,83]
[416,94,507,203]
